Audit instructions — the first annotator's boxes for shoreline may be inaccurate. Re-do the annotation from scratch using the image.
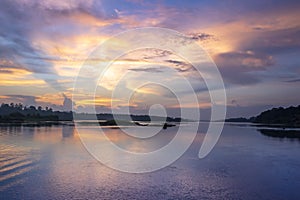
[0,119,178,128]
[0,120,299,129]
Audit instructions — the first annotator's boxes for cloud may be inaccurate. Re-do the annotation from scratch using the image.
[187,32,215,41]
[129,67,162,73]
[215,51,274,85]
[1,95,37,105]
[0,70,13,74]
[241,27,300,55]
[0,0,118,91]
[284,78,300,83]
[62,93,74,111]
[0,0,57,85]
[164,60,195,73]
[0,0,299,114]
[0,59,27,71]
[117,49,173,62]
[217,51,274,69]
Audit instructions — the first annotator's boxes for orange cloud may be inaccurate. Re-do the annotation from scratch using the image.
[36,93,65,105]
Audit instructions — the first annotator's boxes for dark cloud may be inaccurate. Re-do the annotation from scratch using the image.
[0,59,25,70]
[164,59,195,73]
[140,49,173,60]
[215,51,274,85]
[241,27,300,55]
[0,70,13,74]
[252,27,264,31]
[187,32,215,41]
[284,78,300,83]
[217,51,274,69]
[129,67,162,73]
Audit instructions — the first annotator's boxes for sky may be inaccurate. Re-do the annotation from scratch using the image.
[0,0,299,119]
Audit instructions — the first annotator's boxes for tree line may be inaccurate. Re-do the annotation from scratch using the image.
[254,105,300,126]
[0,103,73,122]
[226,105,300,127]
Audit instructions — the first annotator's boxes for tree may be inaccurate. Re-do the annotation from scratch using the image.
[29,106,36,111]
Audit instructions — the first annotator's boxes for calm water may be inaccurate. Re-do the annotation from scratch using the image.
[0,123,300,200]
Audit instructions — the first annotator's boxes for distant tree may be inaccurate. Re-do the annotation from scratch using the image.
[29,106,36,111]
[16,103,23,110]
[254,105,300,126]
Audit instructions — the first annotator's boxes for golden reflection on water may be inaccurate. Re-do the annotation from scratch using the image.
[0,124,199,193]
[0,126,77,192]
[78,126,177,153]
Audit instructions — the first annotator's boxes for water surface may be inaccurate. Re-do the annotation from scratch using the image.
[0,123,300,200]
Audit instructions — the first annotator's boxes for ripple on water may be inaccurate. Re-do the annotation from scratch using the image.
[0,144,40,192]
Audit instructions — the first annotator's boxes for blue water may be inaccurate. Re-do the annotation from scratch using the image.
[0,123,300,200]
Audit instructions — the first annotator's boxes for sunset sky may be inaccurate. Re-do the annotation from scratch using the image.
[0,0,299,119]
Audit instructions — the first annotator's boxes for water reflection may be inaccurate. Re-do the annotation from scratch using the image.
[258,129,300,142]
[0,126,23,136]
[62,126,74,138]
[1,124,300,200]
[0,143,40,193]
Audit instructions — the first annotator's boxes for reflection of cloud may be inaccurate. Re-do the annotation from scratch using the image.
[62,126,74,138]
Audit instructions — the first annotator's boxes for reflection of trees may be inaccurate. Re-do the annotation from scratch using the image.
[0,126,22,136]
[258,129,300,141]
